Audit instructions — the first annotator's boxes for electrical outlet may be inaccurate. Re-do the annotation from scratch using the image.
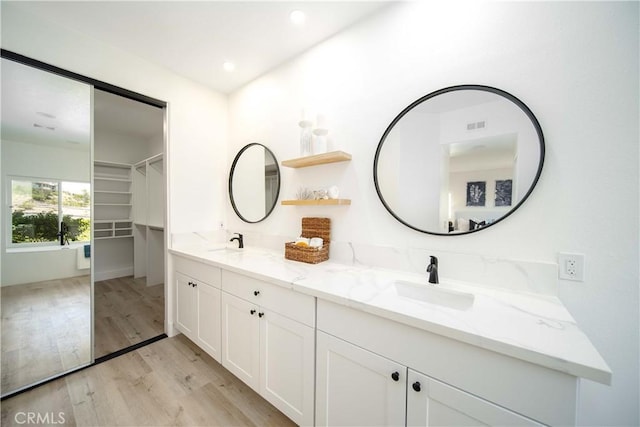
[558,253,585,281]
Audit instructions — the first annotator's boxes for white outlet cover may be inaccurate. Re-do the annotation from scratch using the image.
[558,253,585,282]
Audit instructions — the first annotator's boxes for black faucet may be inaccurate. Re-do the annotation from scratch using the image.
[230,233,244,249]
[427,255,438,284]
[58,221,69,246]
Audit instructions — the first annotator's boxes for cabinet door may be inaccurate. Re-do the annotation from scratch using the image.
[407,369,543,427]
[197,281,221,362]
[221,291,260,389]
[175,272,197,339]
[316,331,406,427]
[260,309,314,426]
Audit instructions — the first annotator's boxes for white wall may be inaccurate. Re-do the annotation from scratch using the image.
[1,3,228,334]
[1,3,229,236]
[227,2,638,426]
[94,130,150,165]
[1,139,91,285]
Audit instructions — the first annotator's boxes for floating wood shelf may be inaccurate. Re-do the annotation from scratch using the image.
[281,199,351,206]
[281,151,352,168]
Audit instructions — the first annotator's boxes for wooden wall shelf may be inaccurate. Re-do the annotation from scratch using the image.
[281,151,352,168]
[281,199,351,206]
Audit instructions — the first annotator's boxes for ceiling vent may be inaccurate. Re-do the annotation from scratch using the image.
[466,120,486,131]
[33,123,56,131]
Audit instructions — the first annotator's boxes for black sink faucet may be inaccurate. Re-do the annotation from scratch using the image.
[58,221,69,246]
[427,255,439,284]
[230,233,244,249]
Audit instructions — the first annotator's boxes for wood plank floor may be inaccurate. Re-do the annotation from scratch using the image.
[94,276,164,359]
[1,334,296,427]
[1,276,91,394]
[1,275,164,395]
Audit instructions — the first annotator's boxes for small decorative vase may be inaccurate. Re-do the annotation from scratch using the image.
[312,128,328,155]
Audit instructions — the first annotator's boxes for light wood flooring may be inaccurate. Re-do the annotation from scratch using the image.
[1,334,296,427]
[1,276,91,395]
[94,276,164,359]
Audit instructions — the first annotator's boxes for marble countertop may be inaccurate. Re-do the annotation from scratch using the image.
[169,245,612,385]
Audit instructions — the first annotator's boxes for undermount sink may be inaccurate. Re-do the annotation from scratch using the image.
[206,246,243,253]
[393,280,474,310]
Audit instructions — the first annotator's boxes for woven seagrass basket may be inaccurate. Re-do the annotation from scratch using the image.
[284,217,331,264]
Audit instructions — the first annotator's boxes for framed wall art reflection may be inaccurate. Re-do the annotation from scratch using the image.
[495,179,513,206]
[466,181,486,207]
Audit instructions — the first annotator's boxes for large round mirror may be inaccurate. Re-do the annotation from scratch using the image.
[374,85,544,235]
[229,143,280,223]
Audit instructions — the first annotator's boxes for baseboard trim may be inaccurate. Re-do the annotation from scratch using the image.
[94,267,134,282]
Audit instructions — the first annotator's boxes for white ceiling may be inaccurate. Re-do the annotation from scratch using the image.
[10,1,392,94]
[1,58,92,149]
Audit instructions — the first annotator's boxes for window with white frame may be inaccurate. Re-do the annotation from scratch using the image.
[9,177,90,246]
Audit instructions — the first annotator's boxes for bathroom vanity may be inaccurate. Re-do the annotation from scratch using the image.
[168,246,611,427]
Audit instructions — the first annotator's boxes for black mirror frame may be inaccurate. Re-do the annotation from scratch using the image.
[229,142,281,223]
[373,84,545,236]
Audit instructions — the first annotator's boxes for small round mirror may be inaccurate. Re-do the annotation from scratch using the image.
[229,143,280,223]
[374,85,544,235]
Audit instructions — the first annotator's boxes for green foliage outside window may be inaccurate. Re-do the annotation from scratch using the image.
[12,211,91,244]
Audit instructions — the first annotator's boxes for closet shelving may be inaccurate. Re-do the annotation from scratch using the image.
[132,153,165,286]
[93,155,165,286]
[94,161,133,240]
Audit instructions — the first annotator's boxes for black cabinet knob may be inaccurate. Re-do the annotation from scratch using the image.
[254,290,260,296]
[412,381,421,392]
[391,371,399,381]
[250,309,256,315]
[258,312,264,318]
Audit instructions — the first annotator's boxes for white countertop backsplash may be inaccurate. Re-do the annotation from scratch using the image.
[170,231,611,385]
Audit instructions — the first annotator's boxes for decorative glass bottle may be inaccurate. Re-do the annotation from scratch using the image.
[298,110,313,157]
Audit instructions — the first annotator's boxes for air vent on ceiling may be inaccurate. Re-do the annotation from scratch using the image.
[33,123,56,131]
[466,120,486,131]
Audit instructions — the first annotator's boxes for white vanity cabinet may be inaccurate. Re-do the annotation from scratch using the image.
[316,331,406,426]
[221,270,315,426]
[174,255,222,362]
[317,299,578,427]
[316,331,543,427]
[406,369,542,426]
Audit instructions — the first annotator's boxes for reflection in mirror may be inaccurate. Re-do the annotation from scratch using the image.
[1,58,92,396]
[229,143,280,223]
[374,85,544,235]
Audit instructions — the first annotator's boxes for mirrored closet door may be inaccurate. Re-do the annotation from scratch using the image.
[1,58,93,396]
[1,54,167,397]
[93,89,165,359]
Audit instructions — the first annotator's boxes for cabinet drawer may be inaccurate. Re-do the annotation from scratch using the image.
[222,270,315,327]
[173,255,221,288]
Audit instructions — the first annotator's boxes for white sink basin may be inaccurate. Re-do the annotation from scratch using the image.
[393,280,474,310]
[206,246,243,253]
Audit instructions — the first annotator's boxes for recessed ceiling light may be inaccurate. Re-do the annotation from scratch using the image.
[223,61,236,72]
[290,10,306,26]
